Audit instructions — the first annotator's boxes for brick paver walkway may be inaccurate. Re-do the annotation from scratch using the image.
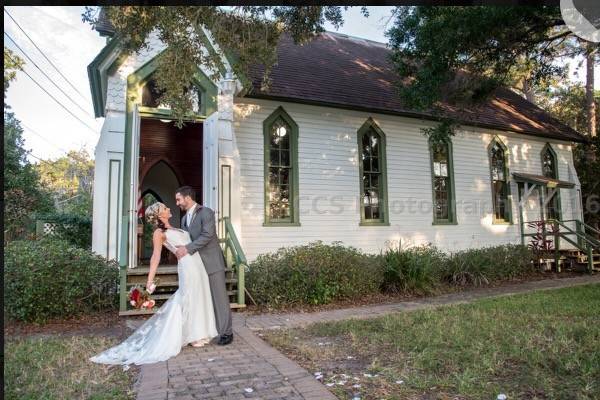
[133,275,599,400]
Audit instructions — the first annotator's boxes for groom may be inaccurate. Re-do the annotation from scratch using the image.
[174,185,233,346]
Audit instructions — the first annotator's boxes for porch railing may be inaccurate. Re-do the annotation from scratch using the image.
[522,218,599,273]
[219,217,247,306]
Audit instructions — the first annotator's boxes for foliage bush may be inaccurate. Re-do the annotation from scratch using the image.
[37,212,92,249]
[246,241,384,307]
[4,238,119,323]
[444,244,536,286]
[382,244,446,295]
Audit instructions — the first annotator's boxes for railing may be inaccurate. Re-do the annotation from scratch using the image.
[219,217,247,306]
[572,219,600,249]
[522,218,599,273]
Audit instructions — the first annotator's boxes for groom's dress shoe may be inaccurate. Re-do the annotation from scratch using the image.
[217,334,233,346]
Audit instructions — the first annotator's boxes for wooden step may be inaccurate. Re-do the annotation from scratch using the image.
[126,278,179,287]
[126,265,178,275]
[119,302,245,316]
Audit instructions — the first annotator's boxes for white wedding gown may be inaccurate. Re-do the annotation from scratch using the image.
[90,228,218,367]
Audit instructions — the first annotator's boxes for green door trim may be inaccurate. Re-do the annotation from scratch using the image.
[119,53,219,268]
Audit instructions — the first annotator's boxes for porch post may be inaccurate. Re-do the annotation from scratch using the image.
[539,186,548,261]
[518,182,525,246]
[216,72,243,240]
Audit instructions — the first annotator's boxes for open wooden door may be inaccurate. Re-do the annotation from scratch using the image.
[128,105,141,269]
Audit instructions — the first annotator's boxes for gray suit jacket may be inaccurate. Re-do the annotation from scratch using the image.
[182,205,226,275]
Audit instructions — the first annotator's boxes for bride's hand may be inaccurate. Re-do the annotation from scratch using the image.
[146,282,156,294]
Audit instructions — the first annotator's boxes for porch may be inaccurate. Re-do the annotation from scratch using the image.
[515,172,600,273]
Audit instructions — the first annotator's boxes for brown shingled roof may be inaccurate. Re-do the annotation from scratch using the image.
[246,32,586,143]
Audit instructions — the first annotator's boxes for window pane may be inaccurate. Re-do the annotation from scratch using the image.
[370,133,379,155]
[363,157,370,173]
[271,119,289,149]
[371,157,379,172]
[268,168,279,187]
[370,174,379,190]
[280,149,290,167]
[364,204,373,220]
[371,206,380,220]
[270,149,280,166]
[434,161,448,178]
[362,133,371,155]
[280,168,289,185]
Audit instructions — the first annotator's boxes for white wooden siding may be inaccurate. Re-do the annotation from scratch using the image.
[234,98,579,261]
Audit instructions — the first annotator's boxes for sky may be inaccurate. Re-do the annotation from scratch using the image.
[4,6,598,163]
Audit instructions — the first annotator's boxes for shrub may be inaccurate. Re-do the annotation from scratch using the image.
[444,244,536,286]
[4,238,119,323]
[246,241,384,307]
[36,212,92,249]
[382,243,447,295]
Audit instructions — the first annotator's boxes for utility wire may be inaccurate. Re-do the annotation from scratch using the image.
[6,51,99,135]
[5,32,94,118]
[21,122,71,154]
[4,8,91,103]
[21,122,95,165]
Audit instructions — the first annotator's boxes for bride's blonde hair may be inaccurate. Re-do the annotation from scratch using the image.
[145,202,167,230]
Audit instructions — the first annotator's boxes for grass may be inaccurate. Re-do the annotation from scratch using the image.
[264,284,600,400]
[4,335,136,400]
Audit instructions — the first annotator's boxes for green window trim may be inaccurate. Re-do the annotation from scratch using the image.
[541,143,562,220]
[357,118,390,226]
[263,106,300,226]
[429,137,457,225]
[488,136,513,224]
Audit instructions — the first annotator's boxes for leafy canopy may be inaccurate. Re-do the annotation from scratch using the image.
[35,149,95,217]
[4,47,23,97]
[83,6,367,125]
[386,6,582,112]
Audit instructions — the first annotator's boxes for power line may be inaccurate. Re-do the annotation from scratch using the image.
[21,122,71,154]
[4,8,91,103]
[5,31,94,118]
[5,51,99,135]
[21,122,95,165]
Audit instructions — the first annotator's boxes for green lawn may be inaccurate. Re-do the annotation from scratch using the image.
[4,335,135,400]
[264,284,600,400]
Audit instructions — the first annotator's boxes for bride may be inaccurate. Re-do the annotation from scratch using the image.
[90,202,218,367]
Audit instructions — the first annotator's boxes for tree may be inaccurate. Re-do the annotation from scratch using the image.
[386,7,587,111]
[4,47,23,97]
[538,85,599,135]
[537,84,600,228]
[4,47,53,240]
[83,6,367,126]
[35,150,95,217]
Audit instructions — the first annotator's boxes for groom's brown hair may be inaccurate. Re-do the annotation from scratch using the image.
[176,185,196,200]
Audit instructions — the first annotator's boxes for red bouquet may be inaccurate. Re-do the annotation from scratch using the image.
[128,283,157,310]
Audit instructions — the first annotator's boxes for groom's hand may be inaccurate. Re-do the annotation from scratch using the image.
[175,246,188,259]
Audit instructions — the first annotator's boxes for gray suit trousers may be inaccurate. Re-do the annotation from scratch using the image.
[208,270,233,336]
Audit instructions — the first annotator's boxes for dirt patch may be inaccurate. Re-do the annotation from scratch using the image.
[4,311,132,339]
